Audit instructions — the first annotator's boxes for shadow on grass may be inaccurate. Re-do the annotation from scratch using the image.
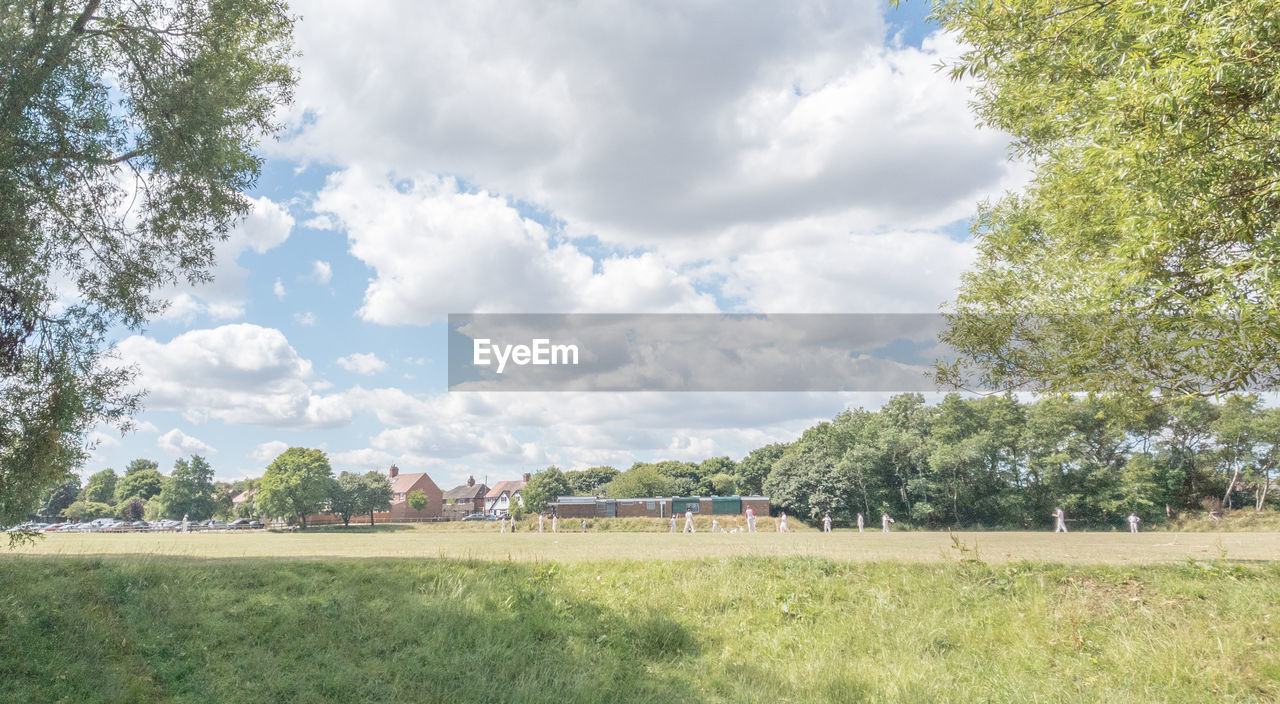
[299,523,419,533]
[0,557,701,704]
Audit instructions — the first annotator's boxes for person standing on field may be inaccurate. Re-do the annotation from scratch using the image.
[1127,513,1141,533]
[499,515,507,533]
[856,513,864,533]
[711,518,719,533]
[1053,507,1068,533]
[745,506,757,533]
[881,513,894,533]
[552,514,558,533]
[684,509,696,533]
[669,514,677,533]
[777,512,789,533]
[822,513,832,533]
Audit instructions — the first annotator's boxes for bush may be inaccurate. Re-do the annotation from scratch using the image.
[65,501,114,521]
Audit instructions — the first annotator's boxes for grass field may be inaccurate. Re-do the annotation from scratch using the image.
[4,527,1280,703]
[10,524,1280,564]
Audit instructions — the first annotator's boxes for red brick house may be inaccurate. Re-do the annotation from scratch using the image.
[443,475,489,520]
[388,464,443,520]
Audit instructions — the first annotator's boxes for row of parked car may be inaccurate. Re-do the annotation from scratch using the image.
[4,518,265,533]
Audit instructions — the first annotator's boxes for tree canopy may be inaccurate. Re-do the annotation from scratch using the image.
[918,0,1280,397]
[257,448,333,528]
[0,0,296,526]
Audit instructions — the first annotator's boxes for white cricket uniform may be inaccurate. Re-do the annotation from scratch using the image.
[856,514,864,533]
[1128,514,1140,533]
[823,516,832,533]
[684,510,695,533]
[882,514,893,533]
[538,514,545,533]
[1054,508,1067,533]
[552,516,557,533]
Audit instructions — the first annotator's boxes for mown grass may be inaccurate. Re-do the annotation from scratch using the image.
[13,526,1280,564]
[2,554,1278,703]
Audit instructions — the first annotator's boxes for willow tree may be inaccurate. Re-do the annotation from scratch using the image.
[916,0,1280,398]
[0,1,295,525]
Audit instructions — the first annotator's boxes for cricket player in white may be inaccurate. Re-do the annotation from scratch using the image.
[745,507,757,533]
[669,514,677,533]
[684,509,695,533]
[1128,512,1141,533]
[777,512,789,533]
[499,515,507,533]
[881,513,894,533]
[711,518,719,533]
[552,514,558,533]
[1053,507,1068,533]
[856,513,864,533]
[822,514,832,533]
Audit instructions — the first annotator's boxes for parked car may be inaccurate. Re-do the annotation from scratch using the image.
[461,513,488,521]
[131,521,149,529]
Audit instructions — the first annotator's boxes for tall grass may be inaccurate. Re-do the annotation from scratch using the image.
[2,555,1277,703]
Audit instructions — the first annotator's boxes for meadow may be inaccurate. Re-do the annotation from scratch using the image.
[4,526,1279,703]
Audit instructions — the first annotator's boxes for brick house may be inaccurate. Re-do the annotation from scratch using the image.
[388,464,443,520]
[443,475,489,520]
[484,474,529,516]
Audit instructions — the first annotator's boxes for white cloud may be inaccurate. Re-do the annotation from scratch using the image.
[118,324,352,428]
[313,168,717,322]
[157,196,294,322]
[311,260,332,285]
[294,311,318,326]
[157,429,217,456]
[131,420,159,434]
[88,430,121,449]
[250,440,291,464]
[273,278,286,299]
[283,3,1012,244]
[336,352,389,376]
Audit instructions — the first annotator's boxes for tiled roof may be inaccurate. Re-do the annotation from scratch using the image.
[444,484,488,500]
[484,479,526,499]
[391,472,433,495]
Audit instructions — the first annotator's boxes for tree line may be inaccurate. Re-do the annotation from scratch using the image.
[36,448,393,528]
[523,393,1278,528]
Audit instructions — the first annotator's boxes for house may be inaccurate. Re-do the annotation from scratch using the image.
[484,474,529,516]
[388,464,443,520]
[442,475,489,520]
[231,488,256,507]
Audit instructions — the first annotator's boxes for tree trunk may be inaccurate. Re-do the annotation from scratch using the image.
[369,510,375,526]
[1224,463,1241,510]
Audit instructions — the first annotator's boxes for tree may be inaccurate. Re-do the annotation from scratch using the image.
[64,500,112,521]
[328,472,362,527]
[0,0,297,527]
[118,497,145,522]
[565,466,619,496]
[523,466,571,514]
[604,465,672,499]
[359,471,393,526]
[257,448,333,528]
[39,476,81,518]
[158,455,216,521]
[115,466,165,504]
[737,444,786,496]
[925,0,1280,398]
[81,468,118,505]
[406,489,428,512]
[328,471,394,527]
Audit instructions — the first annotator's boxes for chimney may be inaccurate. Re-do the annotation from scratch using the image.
[389,464,399,479]
[467,475,475,487]
[522,472,531,483]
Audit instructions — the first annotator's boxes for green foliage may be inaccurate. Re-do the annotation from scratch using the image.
[603,465,673,499]
[565,466,619,495]
[930,0,1280,397]
[117,497,144,523]
[406,489,428,512]
[114,466,165,504]
[523,466,571,513]
[257,448,334,528]
[64,500,113,520]
[81,469,117,505]
[737,444,785,495]
[158,456,216,521]
[39,476,80,518]
[0,0,297,526]
[328,471,392,526]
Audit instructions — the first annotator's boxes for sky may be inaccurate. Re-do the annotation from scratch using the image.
[85,0,1025,489]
